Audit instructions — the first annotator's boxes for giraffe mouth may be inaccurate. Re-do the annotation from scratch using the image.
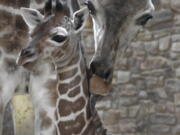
[16,54,38,66]
[16,47,39,66]
[89,75,112,96]
[16,56,36,66]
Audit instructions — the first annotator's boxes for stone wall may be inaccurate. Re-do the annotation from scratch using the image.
[82,0,180,135]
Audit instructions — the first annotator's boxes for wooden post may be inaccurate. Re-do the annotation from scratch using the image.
[12,94,34,135]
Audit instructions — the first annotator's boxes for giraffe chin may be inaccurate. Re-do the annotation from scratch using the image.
[89,74,112,96]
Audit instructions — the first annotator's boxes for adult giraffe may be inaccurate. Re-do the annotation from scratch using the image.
[84,0,155,83]
[16,0,107,134]
[0,0,49,134]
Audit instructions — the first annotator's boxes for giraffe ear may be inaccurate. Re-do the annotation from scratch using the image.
[21,7,44,28]
[72,7,89,33]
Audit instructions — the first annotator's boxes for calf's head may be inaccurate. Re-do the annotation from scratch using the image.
[16,0,89,67]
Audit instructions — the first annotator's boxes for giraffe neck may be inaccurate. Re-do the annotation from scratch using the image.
[0,0,48,73]
[0,0,31,75]
[54,43,105,135]
[0,0,45,57]
[54,43,89,135]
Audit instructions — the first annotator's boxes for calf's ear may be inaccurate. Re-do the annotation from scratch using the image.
[21,8,44,28]
[72,7,89,33]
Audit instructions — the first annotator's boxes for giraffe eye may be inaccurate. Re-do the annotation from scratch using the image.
[135,13,153,26]
[51,35,67,43]
[85,1,96,15]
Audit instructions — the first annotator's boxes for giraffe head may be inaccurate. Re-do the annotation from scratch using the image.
[16,0,89,66]
[83,0,155,82]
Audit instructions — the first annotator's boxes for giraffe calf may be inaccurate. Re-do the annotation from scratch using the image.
[16,0,107,134]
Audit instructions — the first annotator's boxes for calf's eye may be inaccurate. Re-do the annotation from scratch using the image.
[51,35,67,43]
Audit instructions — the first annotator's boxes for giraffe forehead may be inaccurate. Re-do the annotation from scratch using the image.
[31,21,51,37]
[31,15,69,37]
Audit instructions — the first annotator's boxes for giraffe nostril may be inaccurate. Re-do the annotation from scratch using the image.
[104,69,112,80]
[135,13,153,26]
[90,61,97,74]
[20,48,35,57]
